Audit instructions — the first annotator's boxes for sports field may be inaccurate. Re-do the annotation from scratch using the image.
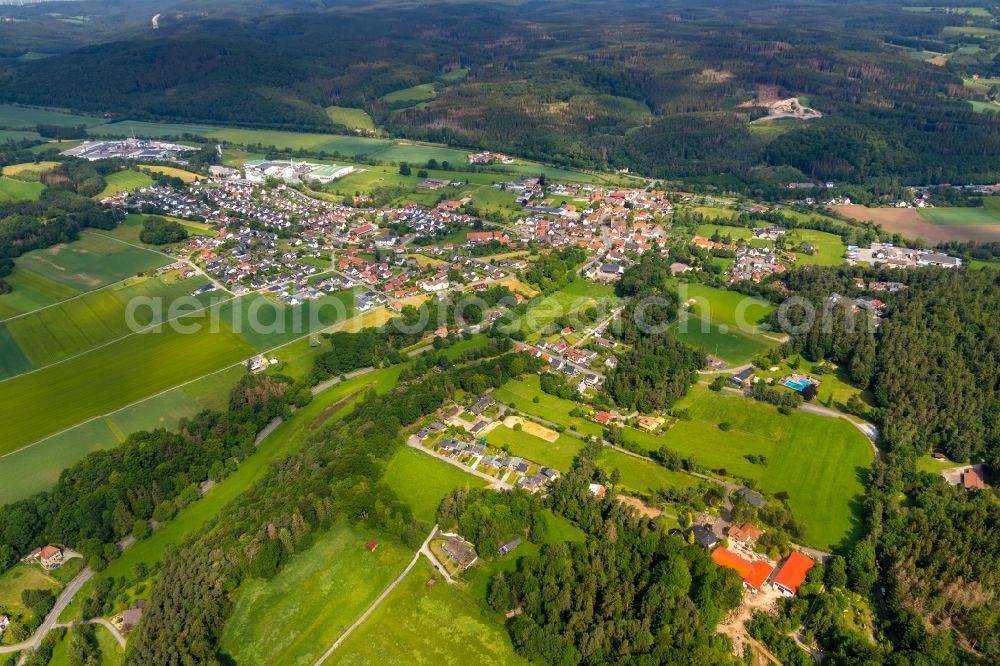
[486,425,585,471]
[661,385,873,550]
[383,446,487,523]
[96,169,154,198]
[0,177,44,201]
[325,106,375,130]
[679,282,774,330]
[334,558,529,666]
[220,520,411,666]
[669,311,777,365]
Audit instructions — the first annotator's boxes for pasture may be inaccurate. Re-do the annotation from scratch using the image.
[0,177,44,201]
[663,385,874,550]
[220,520,411,666]
[487,425,585,471]
[383,446,487,523]
[0,564,60,615]
[493,375,604,436]
[789,228,845,266]
[96,169,154,198]
[334,558,528,666]
[326,106,375,130]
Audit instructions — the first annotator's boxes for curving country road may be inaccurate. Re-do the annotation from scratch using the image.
[0,567,94,655]
[312,526,439,665]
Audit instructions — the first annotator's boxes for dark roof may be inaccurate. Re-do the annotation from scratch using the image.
[499,538,523,555]
[691,524,718,548]
[736,487,767,507]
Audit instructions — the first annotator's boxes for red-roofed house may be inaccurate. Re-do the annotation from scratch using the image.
[962,467,985,490]
[728,523,764,547]
[594,411,614,425]
[711,548,774,593]
[772,551,815,597]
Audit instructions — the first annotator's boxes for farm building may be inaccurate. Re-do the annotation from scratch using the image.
[711,547,774,593]
[772,551,815,597]
[499,538,522,556]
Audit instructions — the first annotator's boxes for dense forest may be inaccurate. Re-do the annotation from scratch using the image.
[126,352,539,664]
[468,441,744,664]
[606,254,705,412]
[2,1,1000,189]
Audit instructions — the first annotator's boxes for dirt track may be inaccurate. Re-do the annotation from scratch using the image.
[833,205,1000,244]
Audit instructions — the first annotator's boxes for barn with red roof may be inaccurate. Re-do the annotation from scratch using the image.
[711,548,774,593]
[772,551,815,597]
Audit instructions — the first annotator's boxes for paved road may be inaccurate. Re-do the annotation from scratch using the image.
[312,526,439,665]
[0,567,94,654]
[86,618,126,650]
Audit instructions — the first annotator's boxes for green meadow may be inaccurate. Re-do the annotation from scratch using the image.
[0,177,44,202]
[382,446,487,524]
[220,520,412,666]
[661,385,873,550]
[325,106,375,130]
[0,104,106,129]
[96,169,154,198]
[0,233,169,319]
[333,558,529,666]
[381,83,438,104]
[596,448,701,496]
[47,623,124,666]
[679,282,774,330]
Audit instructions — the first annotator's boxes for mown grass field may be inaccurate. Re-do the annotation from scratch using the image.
[493,375,603,437]
[96,169,154,199]
[220,520,411,666]
[669,311,777,365]
[661,385,873,550]
[334,558,528,666]
[0,563,60,615]
[679,282,774,330]
[325,106,375,130]
[0,177,44,202]
[383,446,487,523]
[486,425,585,471]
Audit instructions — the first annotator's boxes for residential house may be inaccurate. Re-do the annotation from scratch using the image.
[469,395,496,416]
[962,467,986,490]
[728,523,764,547]
[729,368,755,387]
[441,539,479,570]
[690,524,719,549]
[588,483,607,499]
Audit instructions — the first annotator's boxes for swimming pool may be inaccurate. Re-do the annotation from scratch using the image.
[783,377,812,392]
